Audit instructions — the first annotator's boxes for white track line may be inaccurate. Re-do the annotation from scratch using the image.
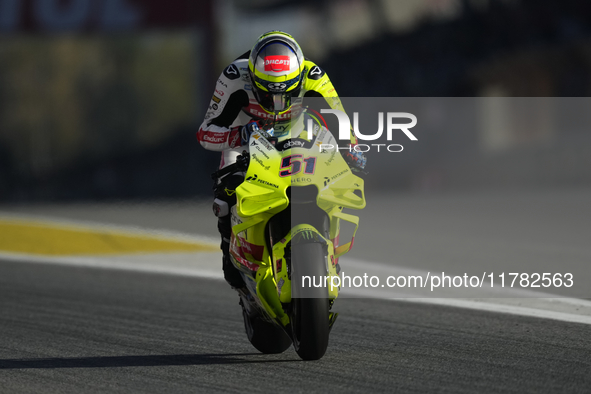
[1,213,589,326]
[0,251,224,280]
[2,251,591,326]
[405,298,591,325]
[345,259,591,325]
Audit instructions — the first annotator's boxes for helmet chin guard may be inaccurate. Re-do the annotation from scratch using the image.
[273,94,285,113]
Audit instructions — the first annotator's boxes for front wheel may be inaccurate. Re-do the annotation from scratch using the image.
[290,242,330,360]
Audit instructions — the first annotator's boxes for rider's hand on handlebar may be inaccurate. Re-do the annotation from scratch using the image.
[343,145,367,173]
[240,121,260,146]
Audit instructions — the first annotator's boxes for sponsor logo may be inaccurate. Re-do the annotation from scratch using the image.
[223,64,240,80]
[264,56,290,72]
[246,173,277,188]
[250,140,257,146]
[251,154,271,171]
[226,64,238,74]
[247,105,291,120]
[217,79,228,88]
[331,168,349,180]
[281,139,306,150]
[291,177,312,183]
[203,133,225,143]
[244,84,252,90]
[275,138,312,152]
[274,124,288,132]
[255,146,270,160]
[258,136,274,151]
[229,131,240,147]
[211,103,218,110]
[308,65,325,80]
[215,89,224,97]
[310,66,322,75]
[212,95,221,103]
[241,73,250,82]
[231,211,242,227]
[232,250,260,271]
[324,149,337,166]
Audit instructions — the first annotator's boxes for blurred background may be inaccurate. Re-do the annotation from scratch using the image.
[1,0,591,202]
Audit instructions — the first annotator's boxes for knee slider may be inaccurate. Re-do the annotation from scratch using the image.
[213,198,229,217]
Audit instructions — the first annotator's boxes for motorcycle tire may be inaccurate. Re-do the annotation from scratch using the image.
[290,242,330,360]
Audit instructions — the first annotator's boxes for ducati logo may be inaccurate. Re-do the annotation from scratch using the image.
[264,56,290,72]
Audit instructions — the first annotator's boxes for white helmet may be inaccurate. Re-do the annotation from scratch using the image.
[248,31,306,115]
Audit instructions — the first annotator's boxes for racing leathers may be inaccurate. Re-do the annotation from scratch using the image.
[198,51,358,288]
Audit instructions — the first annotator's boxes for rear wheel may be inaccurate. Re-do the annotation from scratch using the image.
[242,302,292,354]
[290,242,330,360]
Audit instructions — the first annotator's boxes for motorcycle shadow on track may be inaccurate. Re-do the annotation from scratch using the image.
[0,353,301,369]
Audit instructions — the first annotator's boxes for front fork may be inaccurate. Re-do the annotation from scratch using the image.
[271,224,340,304]
[232,221,343,330]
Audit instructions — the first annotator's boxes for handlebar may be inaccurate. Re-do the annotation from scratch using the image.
[210,138,367,181]
[211,151,250,180]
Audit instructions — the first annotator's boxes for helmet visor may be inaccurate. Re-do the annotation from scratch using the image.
[251,72,302,113]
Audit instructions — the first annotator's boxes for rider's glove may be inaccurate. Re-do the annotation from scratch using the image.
[343,145,367,172]
[240,121,260,146]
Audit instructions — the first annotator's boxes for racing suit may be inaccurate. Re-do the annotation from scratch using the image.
[198,51,357,288]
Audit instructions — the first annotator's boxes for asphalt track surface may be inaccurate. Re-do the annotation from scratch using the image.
[1,260,590,393]
[1,189,591,392]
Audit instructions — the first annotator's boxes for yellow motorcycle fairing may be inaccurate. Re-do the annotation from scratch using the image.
[231,127,365,327]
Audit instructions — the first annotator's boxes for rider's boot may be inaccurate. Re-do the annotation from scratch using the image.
[221,240,245,289]
[213,173,246,290]
[218,214,246,289]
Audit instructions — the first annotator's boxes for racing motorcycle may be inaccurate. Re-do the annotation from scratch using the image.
[212,119,365,360]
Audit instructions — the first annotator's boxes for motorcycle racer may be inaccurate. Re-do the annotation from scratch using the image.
[197,31,366,289]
